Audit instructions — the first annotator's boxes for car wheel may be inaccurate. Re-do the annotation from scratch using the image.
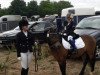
[96,41,100,59]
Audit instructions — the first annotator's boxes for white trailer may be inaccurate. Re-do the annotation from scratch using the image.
[61,7,96,25]
[0,15,21,32]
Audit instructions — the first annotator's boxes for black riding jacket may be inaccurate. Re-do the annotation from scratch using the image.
[64,20,75,35]
[15,31,35,57]
[62,20,79,41]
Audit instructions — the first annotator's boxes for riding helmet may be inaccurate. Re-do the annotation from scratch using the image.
[19,19,29,30]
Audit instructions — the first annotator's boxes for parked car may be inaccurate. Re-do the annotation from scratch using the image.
[0,21,56,47]
[74,16,100,59]
[30,21,56,43]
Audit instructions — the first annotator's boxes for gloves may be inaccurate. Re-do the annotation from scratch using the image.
[17,57,21,61]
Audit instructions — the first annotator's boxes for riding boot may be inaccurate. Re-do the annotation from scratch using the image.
[21,68,26,75]
[68,40,77,53]
[26,68,29,75]
[21,68,29,75]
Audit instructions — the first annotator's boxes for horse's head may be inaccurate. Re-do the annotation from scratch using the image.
[47,28,59,45]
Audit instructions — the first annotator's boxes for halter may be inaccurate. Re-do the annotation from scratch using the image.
[47,29,60,49]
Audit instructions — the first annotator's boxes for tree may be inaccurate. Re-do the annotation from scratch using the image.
[0,4,1,9]
[57,1,73,16]
[0,0,73,17]
[39,0,73,17]
[0,9,9,17]
[27,0,38,17]
[9,0,26,15]
[39,0,55,17]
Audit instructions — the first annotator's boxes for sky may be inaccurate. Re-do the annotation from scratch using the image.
[0,0,100,10]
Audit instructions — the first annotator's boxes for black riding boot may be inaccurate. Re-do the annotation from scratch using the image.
[68,40,77,53]
[26,68,29,75]
[21,68,29,75]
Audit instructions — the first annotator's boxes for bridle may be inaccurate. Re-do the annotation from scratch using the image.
[47,29,60,48]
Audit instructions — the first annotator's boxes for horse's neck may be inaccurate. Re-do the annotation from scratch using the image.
[48,40,58,47]
[47,38,60,47]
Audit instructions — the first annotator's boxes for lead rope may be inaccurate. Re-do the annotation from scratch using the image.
[34,40,42,72]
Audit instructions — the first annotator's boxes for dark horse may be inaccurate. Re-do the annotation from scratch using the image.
[46,28,96,75]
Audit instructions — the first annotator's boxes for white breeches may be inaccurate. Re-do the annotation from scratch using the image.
[21,51,33,69]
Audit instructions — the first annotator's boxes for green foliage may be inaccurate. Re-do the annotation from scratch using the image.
[27,0,38,17]
[0,9,9,17]
[9,0,26,15]
[39,1,54,17]
[0,0,73,17]
[0,62,8,71]
[57,1,73,16]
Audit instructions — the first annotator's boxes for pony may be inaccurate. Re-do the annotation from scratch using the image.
[46,28,96,75]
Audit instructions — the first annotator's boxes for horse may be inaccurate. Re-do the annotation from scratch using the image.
[46,28,96,75]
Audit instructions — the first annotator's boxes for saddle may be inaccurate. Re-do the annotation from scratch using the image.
[62,36,85,50]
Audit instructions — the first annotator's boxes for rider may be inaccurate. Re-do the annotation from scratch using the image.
[63,13,79,53]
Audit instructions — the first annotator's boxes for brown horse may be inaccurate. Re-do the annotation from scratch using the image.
[46,28,96,75]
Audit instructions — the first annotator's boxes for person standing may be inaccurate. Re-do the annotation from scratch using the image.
[15,19,34,75]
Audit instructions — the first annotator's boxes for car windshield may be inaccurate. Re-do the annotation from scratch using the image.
[76,17,100,29]
[14,25,32,30]
[32,22,45,31]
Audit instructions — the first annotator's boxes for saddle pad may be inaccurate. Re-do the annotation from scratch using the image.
[62,37,85,49]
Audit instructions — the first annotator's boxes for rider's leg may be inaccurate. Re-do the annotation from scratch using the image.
[68,35,77,52]
[21,53,28,75]
[68,40,76,50]
[27,51,33,65]
[20,51,32,75]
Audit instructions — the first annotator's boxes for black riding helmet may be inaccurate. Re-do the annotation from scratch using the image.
[19,19,29,30]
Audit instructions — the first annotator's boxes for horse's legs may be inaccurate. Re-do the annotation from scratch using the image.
[58,60,66,75]
[88,48,96,73]
[89,56,96,72]
[79,53,89,75]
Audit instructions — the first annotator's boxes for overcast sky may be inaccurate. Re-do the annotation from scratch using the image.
[0,0,100,10]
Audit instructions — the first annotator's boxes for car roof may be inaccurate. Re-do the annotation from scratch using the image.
[14,21,49,30]
[84,15,100,19]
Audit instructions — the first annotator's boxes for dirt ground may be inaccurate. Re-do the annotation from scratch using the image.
[0,46,100,75]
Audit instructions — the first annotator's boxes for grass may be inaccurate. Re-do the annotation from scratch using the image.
[0,45,100,75]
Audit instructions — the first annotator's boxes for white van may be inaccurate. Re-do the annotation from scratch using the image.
[61,7,96,25]
[0,15,21,32]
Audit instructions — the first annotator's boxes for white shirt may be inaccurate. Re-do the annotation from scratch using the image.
[23,31,28,37]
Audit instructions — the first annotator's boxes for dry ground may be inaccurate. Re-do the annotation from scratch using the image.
[0,45,100,75]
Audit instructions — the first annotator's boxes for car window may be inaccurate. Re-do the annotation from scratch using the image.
[77,18,100,29]
[44,22,52,29]
[14,25,32,30]
[44,22,56,30]
[31,22,45,31]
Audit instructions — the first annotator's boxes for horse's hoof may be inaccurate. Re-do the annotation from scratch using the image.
[79,72,84,75]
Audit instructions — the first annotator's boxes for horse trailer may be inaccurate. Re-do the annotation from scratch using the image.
[61,7,100,25]
[0,15,21,33]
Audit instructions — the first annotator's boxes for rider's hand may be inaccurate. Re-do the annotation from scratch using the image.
[17,57,21,61]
